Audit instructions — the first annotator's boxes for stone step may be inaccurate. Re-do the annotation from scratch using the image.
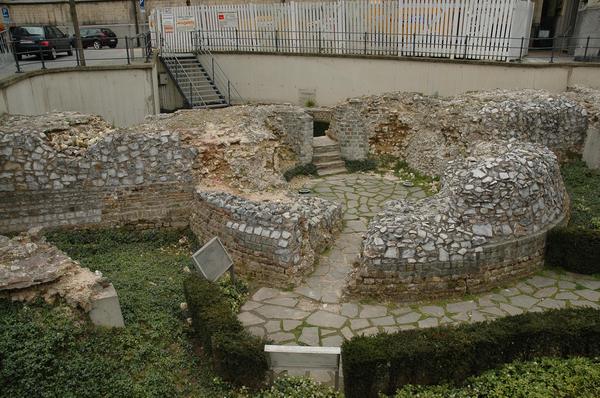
[312,152,342,163]
[313,145,340,155]
[315,160,346,170]
[318,166,347,176]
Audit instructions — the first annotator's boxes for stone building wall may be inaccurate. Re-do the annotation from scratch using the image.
[269,107,314,165]
[190,190,342,287]
[0,125,195,233]
[347,141,569,300]
[329,89,589,174]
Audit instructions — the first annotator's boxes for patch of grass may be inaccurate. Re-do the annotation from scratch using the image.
[561,160,600,231]
[393,356,600,398]
[377,155,439,195]
[344,158,378,173]
[0,228,225,398]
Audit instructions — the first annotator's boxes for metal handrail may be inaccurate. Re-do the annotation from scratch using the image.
[192,31,244,105]
[161,39,209,108]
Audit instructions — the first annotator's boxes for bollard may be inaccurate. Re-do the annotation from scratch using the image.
[584,36,590,59]
[125,36,130,65]
[38,47,46,69]
[519,37,524,60]
[13,42,22,73]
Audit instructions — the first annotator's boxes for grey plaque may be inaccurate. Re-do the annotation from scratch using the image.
[192,237,234,282]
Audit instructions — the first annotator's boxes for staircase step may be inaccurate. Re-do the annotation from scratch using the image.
[312,152,342,163]
[318,166,347,176]
[315,160,346,170]
[313,145,340,155]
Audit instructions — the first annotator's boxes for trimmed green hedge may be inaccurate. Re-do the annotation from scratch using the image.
[545,227,600,275]
[183,273,268,389]
[341,308,600,398]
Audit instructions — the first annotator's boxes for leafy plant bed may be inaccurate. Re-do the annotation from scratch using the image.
[1,228,222,397]
[561,160,600,231]
[341,308,600,398]
[393,356,600,398]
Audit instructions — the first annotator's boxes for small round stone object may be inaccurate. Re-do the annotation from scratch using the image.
[402,181,414,187]
[298,188,311,194]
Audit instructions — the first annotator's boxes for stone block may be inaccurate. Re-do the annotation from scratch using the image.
[89,284,125,328]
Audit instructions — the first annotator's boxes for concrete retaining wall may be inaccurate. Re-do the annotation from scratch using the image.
[0,65,159,127]
[206,53,600,106]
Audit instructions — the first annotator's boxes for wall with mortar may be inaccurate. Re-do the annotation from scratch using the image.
[0,129,195,233]
[347,141,569,300]
[0,65,159,128]
[190,190,342,287]
[207,53,600,106]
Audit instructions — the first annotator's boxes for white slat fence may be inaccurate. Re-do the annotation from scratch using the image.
[149,0,534,61]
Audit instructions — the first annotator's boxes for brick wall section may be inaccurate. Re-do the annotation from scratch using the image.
[270,107,314,165]
[329,98,369,161]
[346,214,566,301]
[0,130,195,233]
[190,190,342,287]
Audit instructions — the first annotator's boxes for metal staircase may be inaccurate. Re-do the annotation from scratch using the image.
[160,54,228,109]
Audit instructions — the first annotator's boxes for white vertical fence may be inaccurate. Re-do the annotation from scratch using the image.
[149,0,534,61]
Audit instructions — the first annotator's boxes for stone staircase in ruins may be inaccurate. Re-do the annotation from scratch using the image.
[312,136,347,176]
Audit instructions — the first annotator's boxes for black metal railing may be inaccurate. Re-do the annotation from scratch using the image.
[177,29,600,63]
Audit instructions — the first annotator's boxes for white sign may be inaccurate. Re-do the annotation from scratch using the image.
[162,8,174,34]
[192,237,234,282]
[176,15,196,32]
[256,15,274,29]
[217,11,238,29]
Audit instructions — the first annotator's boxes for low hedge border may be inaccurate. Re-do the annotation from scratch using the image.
[545,227,600,274]
[341,308,600,398]
[183,273,268,389]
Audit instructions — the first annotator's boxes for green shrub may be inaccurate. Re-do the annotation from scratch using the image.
[283,163,318,181]
[344,158,378,173]
[183,273,268,389]
[341,308,600,398]
[393,356,600,398]
[253,376,342,398]
[218,274,250,313]
[545,227,600,275]
[561,160,600,231]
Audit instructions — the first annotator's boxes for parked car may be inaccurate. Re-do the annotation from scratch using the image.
[79,28,118,49]
[10,25,72,60]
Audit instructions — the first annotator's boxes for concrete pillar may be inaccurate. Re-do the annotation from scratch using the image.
[89,283,125,328]
[583,128,600,170]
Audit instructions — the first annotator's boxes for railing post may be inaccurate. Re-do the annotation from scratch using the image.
[463,35,469,58]
[318,29,322,54]
[75,42,80,66]
[211,57,215,82]
[126,36,131,65]
[519,37,524,60]
[584,36,590,59]
[235,28,239,51]
[275,29,279,52]
[227,80,231,105]
[364,32,367,55]
[412,33,416,56]
[190,80,193,108]
[13,42,22,73]
[550,37,555,63]
[38,47,46,70]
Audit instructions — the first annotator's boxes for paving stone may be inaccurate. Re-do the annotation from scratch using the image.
[570,300,600,309]
[499,303,524,315]
[306,310,347,328]
[469,310,486,323]
[264,320,282,333]
[537,298,566,309]
[241,301,262,311]
[577,279,600,290]
[341,303,359,318]
[510,295,539,309]
[527,276,557,288]
[350,318,370,330]
[255,305,310,320]
[533,287,558,298]
[558,280,577,289]
[575,289,600,302]
[420,305,445,317]
[418,317,439,328]
[293,286,322,301]
[264,297,299,307]
[253,287,280,302]
[248,326,265,338]
[341,327,354,340]
[238,311,264,326]
[282,320,302,331]
[515,282,534,294]
[299,327,320,346]
[382,326,400,334]
[452,312,470,322]
[528,306,545,313]
[359,304,387,318]
[356,327,380,336]
[396,312,421,324]
[488,293,508,303]
[477,297,496,307]
[446,300,477,313]
[500,287,521,297]
[321,335,344,347]
[555,291,579,300]
[390,306,413,316]
[480,306,506,317]
[269,332,295,343]
[371,316,396,326]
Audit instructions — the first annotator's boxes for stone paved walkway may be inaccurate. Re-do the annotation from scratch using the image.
[238,173,600,347]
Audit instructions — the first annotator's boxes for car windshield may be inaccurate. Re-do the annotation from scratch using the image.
[19,27,44,36]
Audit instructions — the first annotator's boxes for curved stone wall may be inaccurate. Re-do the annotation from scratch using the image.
[190,190,342,287]
[347,141,569,300]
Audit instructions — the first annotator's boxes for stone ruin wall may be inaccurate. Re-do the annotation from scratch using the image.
[329,89,590,173]
[347,141,569,300]
[269,107,314,165]
[0,128,196,233]
[190,191,343,287]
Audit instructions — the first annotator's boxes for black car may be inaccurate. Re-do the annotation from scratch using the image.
[79,28,118,49]
[10,25,73,60]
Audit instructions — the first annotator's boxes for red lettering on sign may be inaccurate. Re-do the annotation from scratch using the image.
[218,14,224,20]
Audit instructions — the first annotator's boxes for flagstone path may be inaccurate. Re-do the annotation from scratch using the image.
[238,173,600,349]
